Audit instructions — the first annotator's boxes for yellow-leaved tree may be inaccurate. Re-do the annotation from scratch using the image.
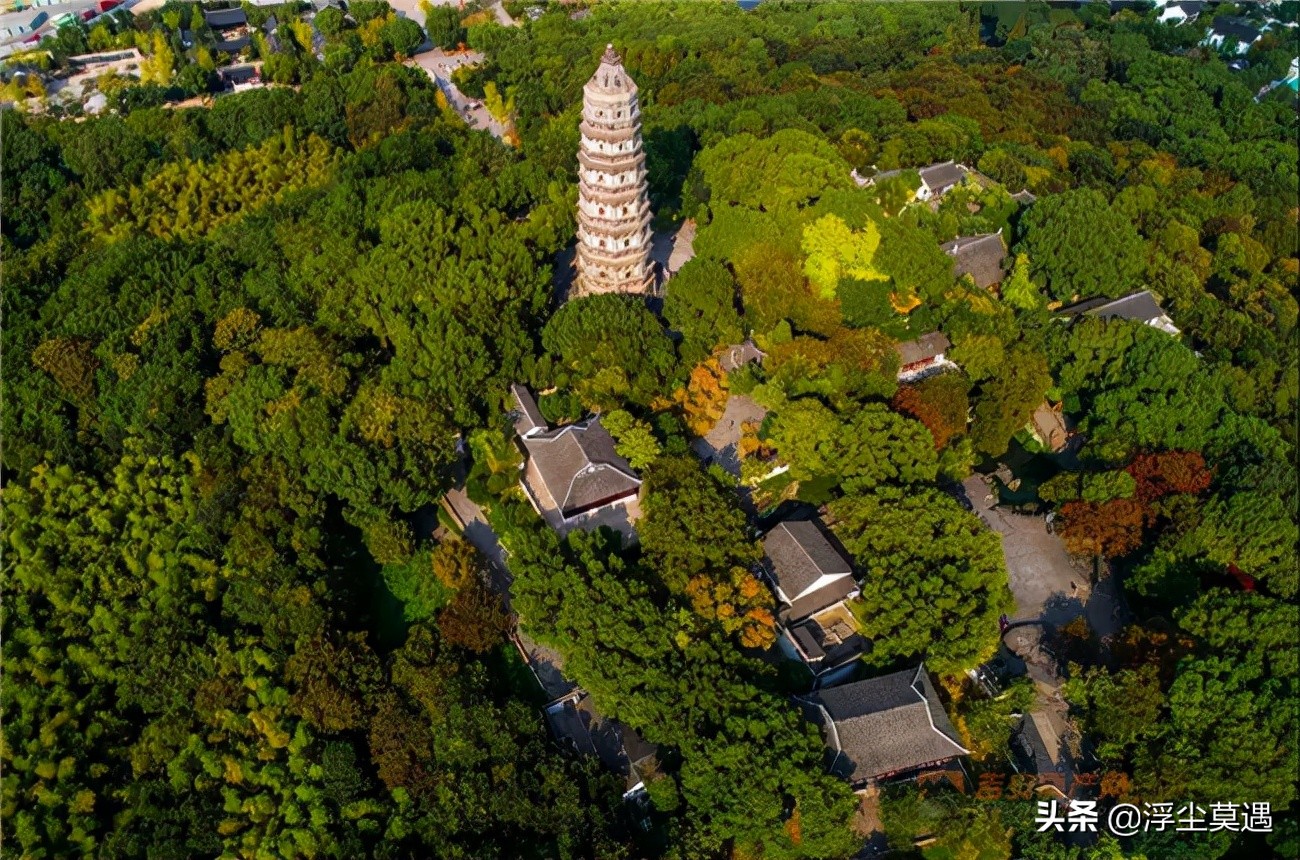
[140,31,175,86]
[800,213,886,299]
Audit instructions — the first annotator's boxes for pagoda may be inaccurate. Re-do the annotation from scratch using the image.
[573,44,654,297]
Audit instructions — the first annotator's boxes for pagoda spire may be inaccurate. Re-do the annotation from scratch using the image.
[572,44,654,297]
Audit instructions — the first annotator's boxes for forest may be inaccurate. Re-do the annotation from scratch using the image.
[2,1,1297,858]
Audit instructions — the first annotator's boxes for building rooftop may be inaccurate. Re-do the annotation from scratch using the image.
[763,520,855,617]
[204,7,248,29]
[940,232,1007,291]
[919,161,967,194]
[521,417,641,519]
[1209,17,1261,42]
[896,332,951,367]
[587,43,637,96]
[805,665,968,785]
[510,384,547,438]
[1058,290,1177,332]
[788,603,871,672]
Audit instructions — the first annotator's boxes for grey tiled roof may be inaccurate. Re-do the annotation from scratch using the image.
[919,161,967,194]
[204,7,247,29]
[521,418,640,518]
[1210,18,1261,42]
[1058,290,1167,324]
[511,384,547,437]
[763,520,853,603]
[896,331,951,366]
[780,578,858,624]
[940,233,1007,291]
[809,666,968,784]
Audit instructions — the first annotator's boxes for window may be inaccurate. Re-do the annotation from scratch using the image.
[598,207,605,216]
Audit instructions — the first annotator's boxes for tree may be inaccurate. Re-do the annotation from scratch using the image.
[768,400,938,493]
[1001,252,1044,312]
[801,213,886,299]
[662,258,743,364]
[969,343,1053,458]
[829,487,1013,673]
[1016,188,1146,301]
[422,3,465,49]
[1058,499,1148,557]
[1127,451,1213,501]
[140,31,175,86]
[431,537,480,589]
[437,576,513,652]
[891,372,970,449]
[673,357,730,437]
[541,294,678,409]
[601,408,662,470]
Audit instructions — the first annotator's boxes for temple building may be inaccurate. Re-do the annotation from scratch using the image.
[574,44,654,297]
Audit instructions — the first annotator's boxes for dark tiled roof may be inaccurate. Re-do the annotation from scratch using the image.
[1175,1,1205,15]
[220,64,258,84]
[1058,290,1167,324]
[521,418,640,518]
[940,233,1007,291]
[808,666,968,784]
[1011,189,1037,204]
[719,341,765,373]
[896,332,951,366]
[919,161,967,194]
[763,520,853,604]
[1211,18,1261,42]
[214,36,251,53]
[780,578,859,624]
[204,7,247,29]
[511,384,547,437]
[788,616,871,669]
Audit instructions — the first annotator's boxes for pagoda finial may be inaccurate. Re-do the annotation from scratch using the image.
[602,43,620,64]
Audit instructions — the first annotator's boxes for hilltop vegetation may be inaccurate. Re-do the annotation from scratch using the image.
[2,2,1296,858]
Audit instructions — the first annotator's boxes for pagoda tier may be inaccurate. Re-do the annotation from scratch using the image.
[572,45,655,297]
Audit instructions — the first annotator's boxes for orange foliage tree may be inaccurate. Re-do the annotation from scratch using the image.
[1126,451,1214,501]
[673,357,729,436]
[684,569,776,649]
[1059,499,1149,557]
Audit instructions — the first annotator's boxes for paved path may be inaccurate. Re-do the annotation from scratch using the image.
[407,48,510,139]
[691,394,766,478]
[443,486,513,606]
[442,485,580,701]
[962,474,1116,634]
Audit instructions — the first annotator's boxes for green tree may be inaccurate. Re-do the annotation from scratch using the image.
[829,487,1014,673]
[662,258,743,365]
[1016,188,1146,301]
[541,294,678,409]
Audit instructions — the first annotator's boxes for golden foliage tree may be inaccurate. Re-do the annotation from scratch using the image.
[673,357,729,436]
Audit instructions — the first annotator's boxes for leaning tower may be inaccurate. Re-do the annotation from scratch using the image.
[573,44,654,297]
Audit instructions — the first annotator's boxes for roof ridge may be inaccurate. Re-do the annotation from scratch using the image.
[911,667,970,756]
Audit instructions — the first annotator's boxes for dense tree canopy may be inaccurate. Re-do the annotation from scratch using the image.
[3,0,1296,856]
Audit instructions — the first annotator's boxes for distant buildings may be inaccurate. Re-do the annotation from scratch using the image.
[798,666,969,787]
[941,231,1008,292]
[1058,290,1181,336]
[896,332,955,382]
[854,160,971,202]
[1157,0,1204,25]
[204,6,251,55]
[1202,17,1262,55]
